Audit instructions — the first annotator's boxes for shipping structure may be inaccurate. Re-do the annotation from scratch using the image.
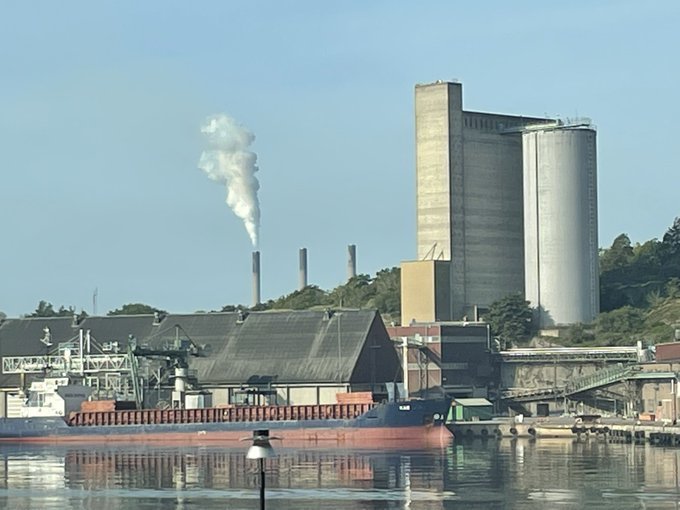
[0,377,452,446]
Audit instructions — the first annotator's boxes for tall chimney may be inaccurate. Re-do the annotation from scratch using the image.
[347,244,357,280]
[252,251,261,306]
[299,247,308,290]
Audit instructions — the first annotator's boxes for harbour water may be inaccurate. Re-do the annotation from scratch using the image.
[1,438,680,509]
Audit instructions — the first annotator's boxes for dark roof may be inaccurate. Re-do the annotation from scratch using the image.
[0,310,397,387]
[0,317,83,357]
[185,310,376,385]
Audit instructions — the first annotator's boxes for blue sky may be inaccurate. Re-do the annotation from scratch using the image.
[1,1,678,317]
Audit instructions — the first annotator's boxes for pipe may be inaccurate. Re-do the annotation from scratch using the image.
[299,248,308,290]
[347,244,357,280]
[79,329,84,376]
[252,251,261,306]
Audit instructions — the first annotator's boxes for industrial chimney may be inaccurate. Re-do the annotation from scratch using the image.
[252,251,261,306]
[347,244,357,280]
[299,248,308,290]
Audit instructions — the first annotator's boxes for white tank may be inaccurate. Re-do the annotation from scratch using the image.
[523,124,599,327]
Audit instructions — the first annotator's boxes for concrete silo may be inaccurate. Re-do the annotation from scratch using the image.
[414,81,552,321]
[523,123,599,327]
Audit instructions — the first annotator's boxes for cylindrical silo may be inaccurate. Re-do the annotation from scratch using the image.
[523,124,599,327]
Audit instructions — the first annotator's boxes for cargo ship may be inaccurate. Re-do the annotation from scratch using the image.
[0,377,452,446]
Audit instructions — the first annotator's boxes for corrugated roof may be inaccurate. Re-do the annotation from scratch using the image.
[174,310,378,384]
[0,310,394,387]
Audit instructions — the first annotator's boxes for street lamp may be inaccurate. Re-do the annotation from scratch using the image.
[246,429,276,510]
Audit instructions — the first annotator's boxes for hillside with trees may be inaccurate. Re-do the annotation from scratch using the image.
[20,218,680,348]
[555,217,680,347]
[221,267,401,319]
[485,217,680,347]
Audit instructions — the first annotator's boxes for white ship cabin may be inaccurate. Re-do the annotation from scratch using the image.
[22,378,92,418]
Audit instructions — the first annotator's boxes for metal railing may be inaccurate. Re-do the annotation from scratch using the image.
[498,347,639,363]
[2,354,132,374]
[564,364,640,396]
[501,364,643,403]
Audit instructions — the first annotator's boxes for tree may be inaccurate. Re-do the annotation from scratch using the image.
[329,274,375,308]
[666,277,680,299]
[663,217,680,257]
[486,293,533,346]
[28,301,77,318]
[594,306,645,345]
[563,323,595,345]
[632,239,663,268]
[107,303,166,316]
[269,286,331,310]
[600,234,634,273]
[371,267,401,316]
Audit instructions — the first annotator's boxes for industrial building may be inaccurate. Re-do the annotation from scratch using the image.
[0,310,401,417]
[403,80,600,327]
[387,322,493,399]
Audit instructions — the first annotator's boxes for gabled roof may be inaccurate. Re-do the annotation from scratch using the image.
[0,310,396,387]
[0,317,80,357]
[208,310,374,385]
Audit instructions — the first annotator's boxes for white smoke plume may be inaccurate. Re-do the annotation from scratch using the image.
[198,114,261,247]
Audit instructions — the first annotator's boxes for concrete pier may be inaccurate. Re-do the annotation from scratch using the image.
[452,417,680,448]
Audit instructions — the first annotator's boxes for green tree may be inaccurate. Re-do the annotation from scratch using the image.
[594,306,645,345]
[663,217,680,257]
[329,274,375,308]
[270,285,331,310]
[600,233,635,273]
[486,293,533,346]
[107,303,166,316]
[666,277,680,299]
[563,323,595,345]
[28,301,77,317]
[632,239,663,269]
[371,267,401,316]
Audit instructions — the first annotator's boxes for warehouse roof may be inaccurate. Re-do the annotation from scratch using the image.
[0,310,399,387]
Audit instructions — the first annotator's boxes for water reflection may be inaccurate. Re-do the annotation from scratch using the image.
[1,439,680,509]
[446,438,680,509]
[0,445,450,510]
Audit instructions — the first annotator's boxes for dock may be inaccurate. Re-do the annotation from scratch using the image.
[451,417,680,447]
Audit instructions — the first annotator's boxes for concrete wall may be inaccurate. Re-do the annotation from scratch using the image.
[318,386,346,405]
[400,260,451,323]
[288,387,318,405]
[460,114,526,315]
[501,362,601,390]
[523,126,599,326]
[415,82,458,262]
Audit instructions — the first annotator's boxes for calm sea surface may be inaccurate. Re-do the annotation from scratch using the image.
[1,438,680,509]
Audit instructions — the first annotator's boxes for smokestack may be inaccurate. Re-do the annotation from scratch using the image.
[299,248,308,290]
[347,244,357,280]
[252,251,261,306]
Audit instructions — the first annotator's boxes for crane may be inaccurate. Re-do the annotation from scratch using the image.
[127,325,208,409]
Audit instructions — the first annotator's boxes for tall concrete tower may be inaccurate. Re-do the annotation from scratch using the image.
[523,123,599,326]
[414,81,551,320]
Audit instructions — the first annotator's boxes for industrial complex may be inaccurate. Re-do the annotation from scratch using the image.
[403,80,599,328]
[1,80,677,427]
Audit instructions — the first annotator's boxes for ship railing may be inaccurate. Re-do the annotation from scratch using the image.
[68,402,377,427]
